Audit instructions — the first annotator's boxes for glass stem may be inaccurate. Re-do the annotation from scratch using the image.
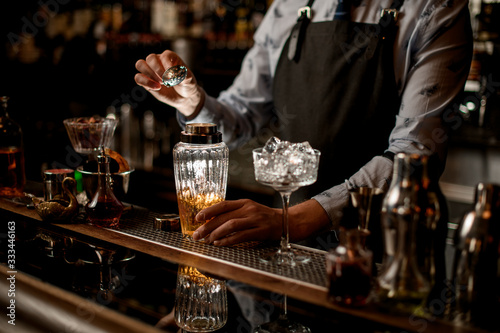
[280,191,292,252]
[281,294,288,318]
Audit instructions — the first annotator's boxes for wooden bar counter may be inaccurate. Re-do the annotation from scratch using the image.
[0,197,490,333]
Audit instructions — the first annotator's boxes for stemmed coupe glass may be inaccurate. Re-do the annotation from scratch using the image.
[252,137,320,266]
[252,137,319,333]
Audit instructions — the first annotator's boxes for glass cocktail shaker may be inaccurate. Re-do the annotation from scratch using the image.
[173,123,229,239]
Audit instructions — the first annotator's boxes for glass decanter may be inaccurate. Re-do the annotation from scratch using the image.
[86,151,124,228]
[326,228,373,307]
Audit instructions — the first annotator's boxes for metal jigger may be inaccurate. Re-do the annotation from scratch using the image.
[348,187,385,268]
[348,187,384,231]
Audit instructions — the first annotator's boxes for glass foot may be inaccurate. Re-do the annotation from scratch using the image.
[260,247,310,266]
[254,317,311,333]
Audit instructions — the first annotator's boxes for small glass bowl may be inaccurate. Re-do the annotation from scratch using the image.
[64,117,118,155]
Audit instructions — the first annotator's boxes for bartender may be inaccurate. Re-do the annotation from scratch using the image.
[135,0,472,246]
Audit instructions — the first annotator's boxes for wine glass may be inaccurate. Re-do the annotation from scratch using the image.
[252,141,320,266]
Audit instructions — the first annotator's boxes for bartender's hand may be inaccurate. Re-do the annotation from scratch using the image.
[134,50,205,118]
[192,199,331,246]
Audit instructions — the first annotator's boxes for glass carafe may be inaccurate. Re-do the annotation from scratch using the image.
[326,228,373,307]
[0,96,26,198]
[85,152,124,228]
[173,123,229,239]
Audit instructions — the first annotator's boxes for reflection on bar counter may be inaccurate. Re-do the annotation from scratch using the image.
[174,265,228,332]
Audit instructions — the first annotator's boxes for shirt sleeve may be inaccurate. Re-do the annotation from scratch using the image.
[177,40,275,150]
[314,1,473,227]
[177,1,289,150]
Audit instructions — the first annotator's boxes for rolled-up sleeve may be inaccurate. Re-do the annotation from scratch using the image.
[314,1,473,227]
[177,1,292,150]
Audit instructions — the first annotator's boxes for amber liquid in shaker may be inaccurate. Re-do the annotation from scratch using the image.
[177,188,223,239]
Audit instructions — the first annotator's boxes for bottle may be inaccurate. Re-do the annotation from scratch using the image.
[0,96,26,198]
[173,123,229,239]
[416,154,449,317]
[326,228,373,307]
[377,153,430,314]
[380,153,408,269]
[86,152,123,228]
[450,183,500,330]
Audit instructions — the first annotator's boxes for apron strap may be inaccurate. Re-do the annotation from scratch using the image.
[379,0,405,37]
[287,0,315,61]
[365,0,405,59]
[288,0,404,62]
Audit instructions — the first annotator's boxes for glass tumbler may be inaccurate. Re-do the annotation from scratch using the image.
[173,123,229,239]
[174,265,228,332]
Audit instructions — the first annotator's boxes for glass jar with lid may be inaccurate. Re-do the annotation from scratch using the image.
[173,123,229,239]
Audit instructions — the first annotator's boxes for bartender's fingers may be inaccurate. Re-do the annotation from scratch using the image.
[134,72,162,91]
[135,51,184,90]
[157,50,184,72]
[193,199,282,245]
[194,199,261,237]
[135,58,162,90]
[210,219,275,247]
[145,53,167,79]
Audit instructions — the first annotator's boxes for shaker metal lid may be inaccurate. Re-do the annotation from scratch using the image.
[180,123,222,144]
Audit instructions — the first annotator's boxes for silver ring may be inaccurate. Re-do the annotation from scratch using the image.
[162,65,187,87]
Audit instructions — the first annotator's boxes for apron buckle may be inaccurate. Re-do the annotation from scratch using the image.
[297,6,311,20]
[380,8,398,21]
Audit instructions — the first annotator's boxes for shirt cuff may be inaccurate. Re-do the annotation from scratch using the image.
[176,95,220,129]
[311,154,394,229]
[312,182,350,230]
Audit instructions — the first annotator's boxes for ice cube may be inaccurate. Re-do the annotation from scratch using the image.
[255,138,319,184]
[263,136,281,154]
[292,141,315,155]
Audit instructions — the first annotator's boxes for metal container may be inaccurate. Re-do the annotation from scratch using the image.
[450,183,500,329]
[43,169,75,201]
